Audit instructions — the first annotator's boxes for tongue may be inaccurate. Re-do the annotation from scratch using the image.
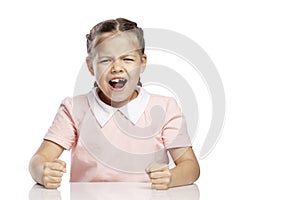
[112,82,125,89]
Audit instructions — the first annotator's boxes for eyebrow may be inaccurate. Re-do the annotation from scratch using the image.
[120,53,138,58]
[98,55,112,59]
[98,51,139,59]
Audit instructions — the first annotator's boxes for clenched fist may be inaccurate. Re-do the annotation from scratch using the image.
[146,162,171,190]
[42,159,66,189]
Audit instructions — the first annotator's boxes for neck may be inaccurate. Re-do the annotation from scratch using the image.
[98,89,138,108]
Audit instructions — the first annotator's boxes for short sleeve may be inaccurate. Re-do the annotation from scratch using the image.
[44,97,77,150]
[162,98,192,149]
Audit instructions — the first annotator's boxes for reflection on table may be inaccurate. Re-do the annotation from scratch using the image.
[29,182,200,200]
[29,184,61,200]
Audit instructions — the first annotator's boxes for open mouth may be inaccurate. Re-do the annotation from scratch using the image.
[109,78,127,89]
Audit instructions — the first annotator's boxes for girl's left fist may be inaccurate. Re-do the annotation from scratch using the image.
[146,162,171,190]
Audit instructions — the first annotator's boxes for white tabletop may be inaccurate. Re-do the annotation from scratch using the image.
[29,182,199,200]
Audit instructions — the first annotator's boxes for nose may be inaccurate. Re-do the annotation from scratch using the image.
[111,59,124,73]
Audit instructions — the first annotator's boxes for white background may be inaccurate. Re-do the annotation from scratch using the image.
[0,0,299,199]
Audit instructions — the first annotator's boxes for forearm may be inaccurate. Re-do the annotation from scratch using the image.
[29,140,66,188]
[169,159,200,188]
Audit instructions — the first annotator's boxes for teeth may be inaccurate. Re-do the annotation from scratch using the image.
[110,78,126,83]
[111,79,120,83]
[109,78,127,88]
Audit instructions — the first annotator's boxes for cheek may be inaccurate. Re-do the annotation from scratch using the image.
[94,65,109,81]
[128,67,142,79]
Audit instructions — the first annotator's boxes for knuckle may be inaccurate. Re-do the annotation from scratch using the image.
[162,185,169,190]
[150,179,157,184]
[149,173,155,179]
[160,184,168,190]
[43,178,61,189]
[55,160,67,168]
[57,177,62,183]
[44,182,52,189]
[62,161,67,167]
[57,164,65,171]
[161,179,168,184]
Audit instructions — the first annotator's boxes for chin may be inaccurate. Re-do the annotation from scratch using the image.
[109,92,130,102]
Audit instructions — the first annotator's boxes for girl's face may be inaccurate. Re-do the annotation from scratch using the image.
[87,32,147,107]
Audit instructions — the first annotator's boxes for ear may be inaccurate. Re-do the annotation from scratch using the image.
[140,54,147,73]
[86,56,95,75]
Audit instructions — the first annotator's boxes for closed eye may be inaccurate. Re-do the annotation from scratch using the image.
[99,59,111,64]
[123,58,134,62]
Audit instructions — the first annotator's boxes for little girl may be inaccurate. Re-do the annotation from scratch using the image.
[29,18,200,190]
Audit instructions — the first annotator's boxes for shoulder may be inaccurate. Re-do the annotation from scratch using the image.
[60,93,89,107]
[143,88,181,112]
[58,93,90,115]
[57,93,91,124]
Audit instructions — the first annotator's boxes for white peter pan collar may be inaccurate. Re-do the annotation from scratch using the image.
[87,86,150,127]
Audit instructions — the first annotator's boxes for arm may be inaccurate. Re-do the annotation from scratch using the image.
[147,98,200,189]
[146,147,200,190]
[29,140,66,189]
[169,147,200,187]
